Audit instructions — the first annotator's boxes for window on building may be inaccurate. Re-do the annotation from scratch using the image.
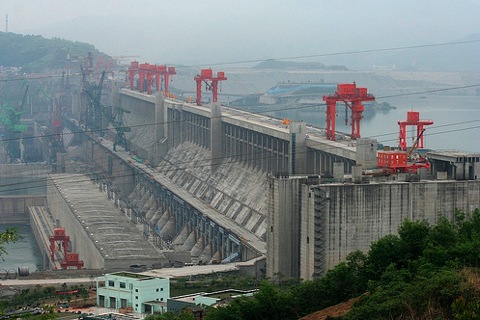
[108,280,115,287]
[161,298,163,301]
[135,296,138,300]
[161,288,163,291]
[135,288,138,292]
[156,288,159,292]
[119,282,126,289]
[99,295,105,307]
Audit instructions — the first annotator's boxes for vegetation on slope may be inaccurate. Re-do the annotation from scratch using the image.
[0,32,107,73]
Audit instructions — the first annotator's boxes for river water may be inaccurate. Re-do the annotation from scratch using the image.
[269,94,480,153]
[0,224,42,274]
[0,174,45,274]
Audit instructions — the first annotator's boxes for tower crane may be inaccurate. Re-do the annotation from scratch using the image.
[0,85,29,161]
[81,69,105,131]
[108,106,131,151]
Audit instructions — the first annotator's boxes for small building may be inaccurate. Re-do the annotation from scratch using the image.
[96,272,169,314]
[167,289,257,313]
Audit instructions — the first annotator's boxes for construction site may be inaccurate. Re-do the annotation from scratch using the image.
[1,54,479,280]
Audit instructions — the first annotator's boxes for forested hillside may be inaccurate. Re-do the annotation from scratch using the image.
[0,32,108,72]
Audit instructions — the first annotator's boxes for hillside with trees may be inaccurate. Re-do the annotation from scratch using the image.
[0,32,108,73]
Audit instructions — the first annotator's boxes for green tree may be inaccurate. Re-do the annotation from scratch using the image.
[398,218,430,262]
[0,227,18,258]
[366,234,403,279]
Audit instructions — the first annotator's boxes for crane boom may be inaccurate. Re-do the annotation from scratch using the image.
[407,129,426,158]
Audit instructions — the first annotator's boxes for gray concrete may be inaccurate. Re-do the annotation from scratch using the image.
[0,196,45,223]
[60,88,480,282]
[267,177,480,280]
[46,174,167,270]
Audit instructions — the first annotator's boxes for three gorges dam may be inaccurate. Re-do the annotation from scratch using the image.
[4,66,480,281]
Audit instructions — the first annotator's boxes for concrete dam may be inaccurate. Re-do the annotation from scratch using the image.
[14,83,480,277]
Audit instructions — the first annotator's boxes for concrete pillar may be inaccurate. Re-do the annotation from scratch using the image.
[267,176,301,279]
[356,138,378,169]
[154,93,166,164]
[288,122,307,175]
[353,165,363,183]
[333,162,344,181]
[211,103,224,168]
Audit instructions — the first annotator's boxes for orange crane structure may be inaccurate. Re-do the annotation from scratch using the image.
[127,61,176,95]
[322,83,375,141]
[398,111,433,151]
[377,111,433,174]
[49,228,84,269]
[194,69,227,106]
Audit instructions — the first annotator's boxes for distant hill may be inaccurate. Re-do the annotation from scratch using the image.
[253,59,348,71]
[0,32,109,73]
[318,33,480,72]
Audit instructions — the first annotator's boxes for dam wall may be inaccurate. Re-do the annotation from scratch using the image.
[267,177,480,280]
[306,180,480,279]
[0,164,50,196]
[0,196,45,223]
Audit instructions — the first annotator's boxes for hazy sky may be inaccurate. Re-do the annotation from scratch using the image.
[1,0,480,67]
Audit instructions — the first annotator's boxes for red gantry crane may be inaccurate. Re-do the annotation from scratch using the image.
[194,69,227,106]
[322,83,375,140]
[49,228,84,269]
[398,111,433,151]
[127,62,176,95]
[377,111,433,174]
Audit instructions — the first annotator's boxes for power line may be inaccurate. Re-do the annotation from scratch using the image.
[2,119,479,196]
[185,39,480,68]
[1,82,479,145]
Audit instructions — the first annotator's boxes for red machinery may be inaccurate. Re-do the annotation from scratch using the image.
[128,61,176,95]
[377,111,433,174]
[49,228,84,269]
[194,69,227,106]
[322,83,375,140]
[398,111,433,151]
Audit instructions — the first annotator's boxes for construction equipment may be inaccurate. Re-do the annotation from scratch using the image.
[194,69,227,106]
[377,111,432,174]
[398,111,433,151]
[128,61,176,95]
[81,69,105,131]
[322,83,375,140]
[109,106,131,151]
[49,228,84,269]
[0,85,29,161]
